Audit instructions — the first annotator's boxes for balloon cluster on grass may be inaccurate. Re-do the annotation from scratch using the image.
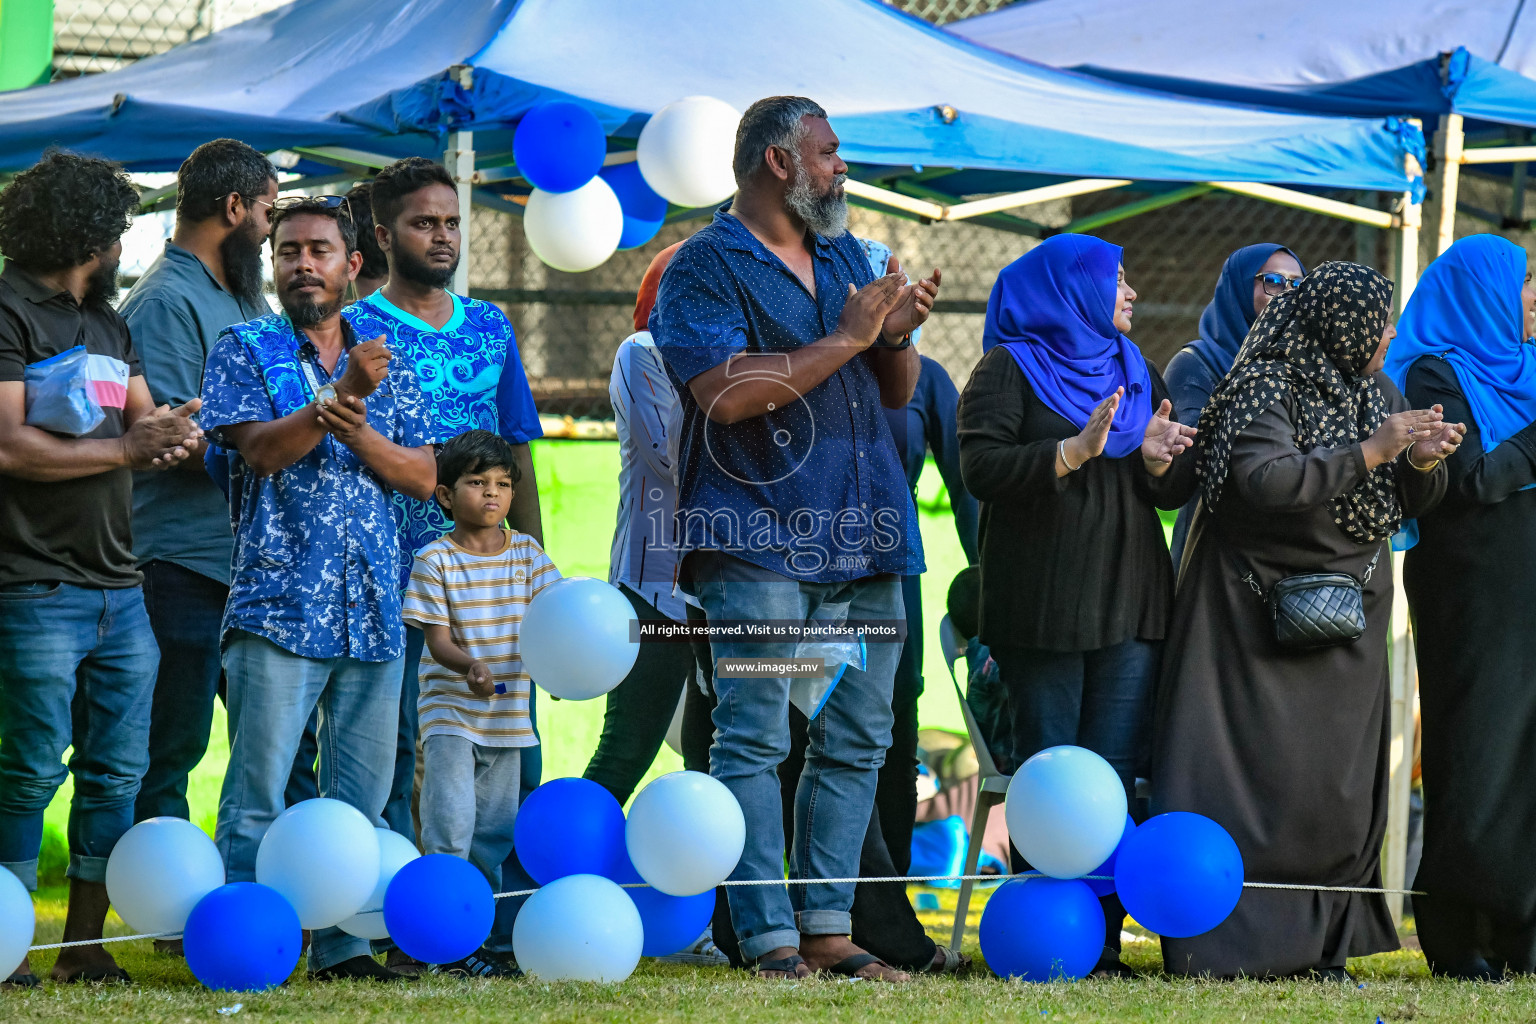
[512,772,745,981]
[513,95,740,273]
[981,745,1245,981]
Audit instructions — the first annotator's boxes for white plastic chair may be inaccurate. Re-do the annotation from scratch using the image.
[937,613,1011,950]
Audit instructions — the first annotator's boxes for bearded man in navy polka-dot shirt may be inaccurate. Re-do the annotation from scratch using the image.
[652,95,941,983]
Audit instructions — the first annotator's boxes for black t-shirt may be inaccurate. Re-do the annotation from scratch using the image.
[0,264,143,588]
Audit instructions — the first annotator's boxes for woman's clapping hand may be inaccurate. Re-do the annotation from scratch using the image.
[1141,399,1198,476]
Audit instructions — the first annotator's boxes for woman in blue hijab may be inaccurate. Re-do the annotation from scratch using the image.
[1387,233,1536,980]
[957,233,1196,977]
[1164,243,1305,566]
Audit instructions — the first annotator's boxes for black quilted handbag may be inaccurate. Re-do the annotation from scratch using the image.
[1242,548,1381,651]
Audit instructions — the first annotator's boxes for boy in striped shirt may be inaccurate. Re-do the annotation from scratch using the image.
[402,429,560,975]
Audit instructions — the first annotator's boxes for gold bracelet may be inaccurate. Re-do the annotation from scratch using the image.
[1406,451,1439,472]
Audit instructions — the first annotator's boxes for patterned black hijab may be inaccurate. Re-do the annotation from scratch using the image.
[1195,261,1399,544]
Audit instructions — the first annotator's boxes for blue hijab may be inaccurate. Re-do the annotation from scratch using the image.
[1384,233,1536,450]
[1186,243,1305,379]
[982,234,1153,459]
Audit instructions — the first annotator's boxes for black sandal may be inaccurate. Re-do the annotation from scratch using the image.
[825,952,901,980]
[2,971,41,989]
[750,953,807,979]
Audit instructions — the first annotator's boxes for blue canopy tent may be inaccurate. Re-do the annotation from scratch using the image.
[0,0,1422,293]
[346,0,1421,242]
[949,0,1536,266]
[0,0,518,175]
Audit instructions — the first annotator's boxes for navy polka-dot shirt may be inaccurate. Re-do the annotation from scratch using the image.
[651,209,924,582]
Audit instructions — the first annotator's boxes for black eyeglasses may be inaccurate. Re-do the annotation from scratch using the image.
[1255,270,1304,297]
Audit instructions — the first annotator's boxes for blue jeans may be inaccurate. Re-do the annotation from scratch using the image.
[286,625,421,840]
[0,582,157,890]
[137,561,228,823]
[216,630,401,971]
[990,637,1160,801]
[692,555,902,962]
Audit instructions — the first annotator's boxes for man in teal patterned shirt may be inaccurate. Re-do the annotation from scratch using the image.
[344,158,544,864]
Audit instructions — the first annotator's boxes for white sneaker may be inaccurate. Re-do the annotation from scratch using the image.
[657,929,730,966]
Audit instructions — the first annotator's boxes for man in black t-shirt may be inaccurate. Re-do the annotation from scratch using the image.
[0,151,204,988]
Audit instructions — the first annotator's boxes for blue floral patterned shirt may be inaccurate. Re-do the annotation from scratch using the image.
[199,311,442,662]
[345,291,543,583]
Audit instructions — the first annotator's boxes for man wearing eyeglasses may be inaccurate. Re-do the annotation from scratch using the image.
[120,140,278,855]
[198,196,440,981]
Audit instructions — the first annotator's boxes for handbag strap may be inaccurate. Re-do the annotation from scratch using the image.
[1241,545,1382,600]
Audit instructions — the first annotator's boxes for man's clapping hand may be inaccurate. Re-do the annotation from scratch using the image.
[125,397,205,471]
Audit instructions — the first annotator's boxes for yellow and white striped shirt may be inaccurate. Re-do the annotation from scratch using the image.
[402,530,560,747]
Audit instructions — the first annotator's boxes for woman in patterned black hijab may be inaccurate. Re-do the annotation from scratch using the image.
[1197,261,1413,544]
[1151,260,1461,981]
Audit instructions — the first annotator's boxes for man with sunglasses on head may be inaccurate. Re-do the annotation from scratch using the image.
[120,141,278,861]
[199,195,441,981]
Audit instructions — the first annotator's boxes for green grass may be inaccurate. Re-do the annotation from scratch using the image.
[12,884,1531,1022]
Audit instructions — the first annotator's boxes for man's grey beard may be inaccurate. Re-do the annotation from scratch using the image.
[785,162,848,238]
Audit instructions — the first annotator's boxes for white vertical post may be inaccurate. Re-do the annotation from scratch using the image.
[1394,192,1421,317]
[1433,113,1464,257]
[444,66,475,297]
[1384,552,1418,927]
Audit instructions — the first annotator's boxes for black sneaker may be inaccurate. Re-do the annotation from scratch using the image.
[311,955,409,982]
[428,948,521,979]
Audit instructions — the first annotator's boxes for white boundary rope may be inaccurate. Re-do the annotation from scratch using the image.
[25,874,1425,952]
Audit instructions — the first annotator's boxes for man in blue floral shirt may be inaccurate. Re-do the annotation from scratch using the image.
[199,197,439,982]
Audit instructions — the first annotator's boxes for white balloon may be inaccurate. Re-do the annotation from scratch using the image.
[520,577,639,700]
[337,828,420,940]
[255,798,379,930]
[0,868,33,980]
[512,873,643,983]
[625,771,744,896]
[1005,745,1128,879]
[105,817,224,935]
[523,178,623,273]
[637,95,741,207]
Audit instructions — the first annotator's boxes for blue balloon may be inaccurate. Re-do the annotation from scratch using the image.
[384,854,494,964]
[514,777,628,884]
[612,856,713,957]
[600,163,667,250]
[514,101,606,193]
[183,882,301,991]
[1083,814,1137,897]
[979,877,1103,982]
[1114,812,1244,938]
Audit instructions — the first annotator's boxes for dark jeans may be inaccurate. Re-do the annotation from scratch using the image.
[879,573,924,875]
[286,625,423,843]
[0,582,156,889]
[992,636,1161,965]
[137,560,228,823]
[582,586,699,805]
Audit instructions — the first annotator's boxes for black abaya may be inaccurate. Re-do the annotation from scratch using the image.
[1153,385,1446,977]
[1403,355,1536,974]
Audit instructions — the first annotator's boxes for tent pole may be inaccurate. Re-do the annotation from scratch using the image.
[444,65,475,296]
[1392,192,1421,316]
[1382,188,1422,927]
[1385,552,1418,929]
[1205,182,1395,228]
[1433,113,1464,256]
